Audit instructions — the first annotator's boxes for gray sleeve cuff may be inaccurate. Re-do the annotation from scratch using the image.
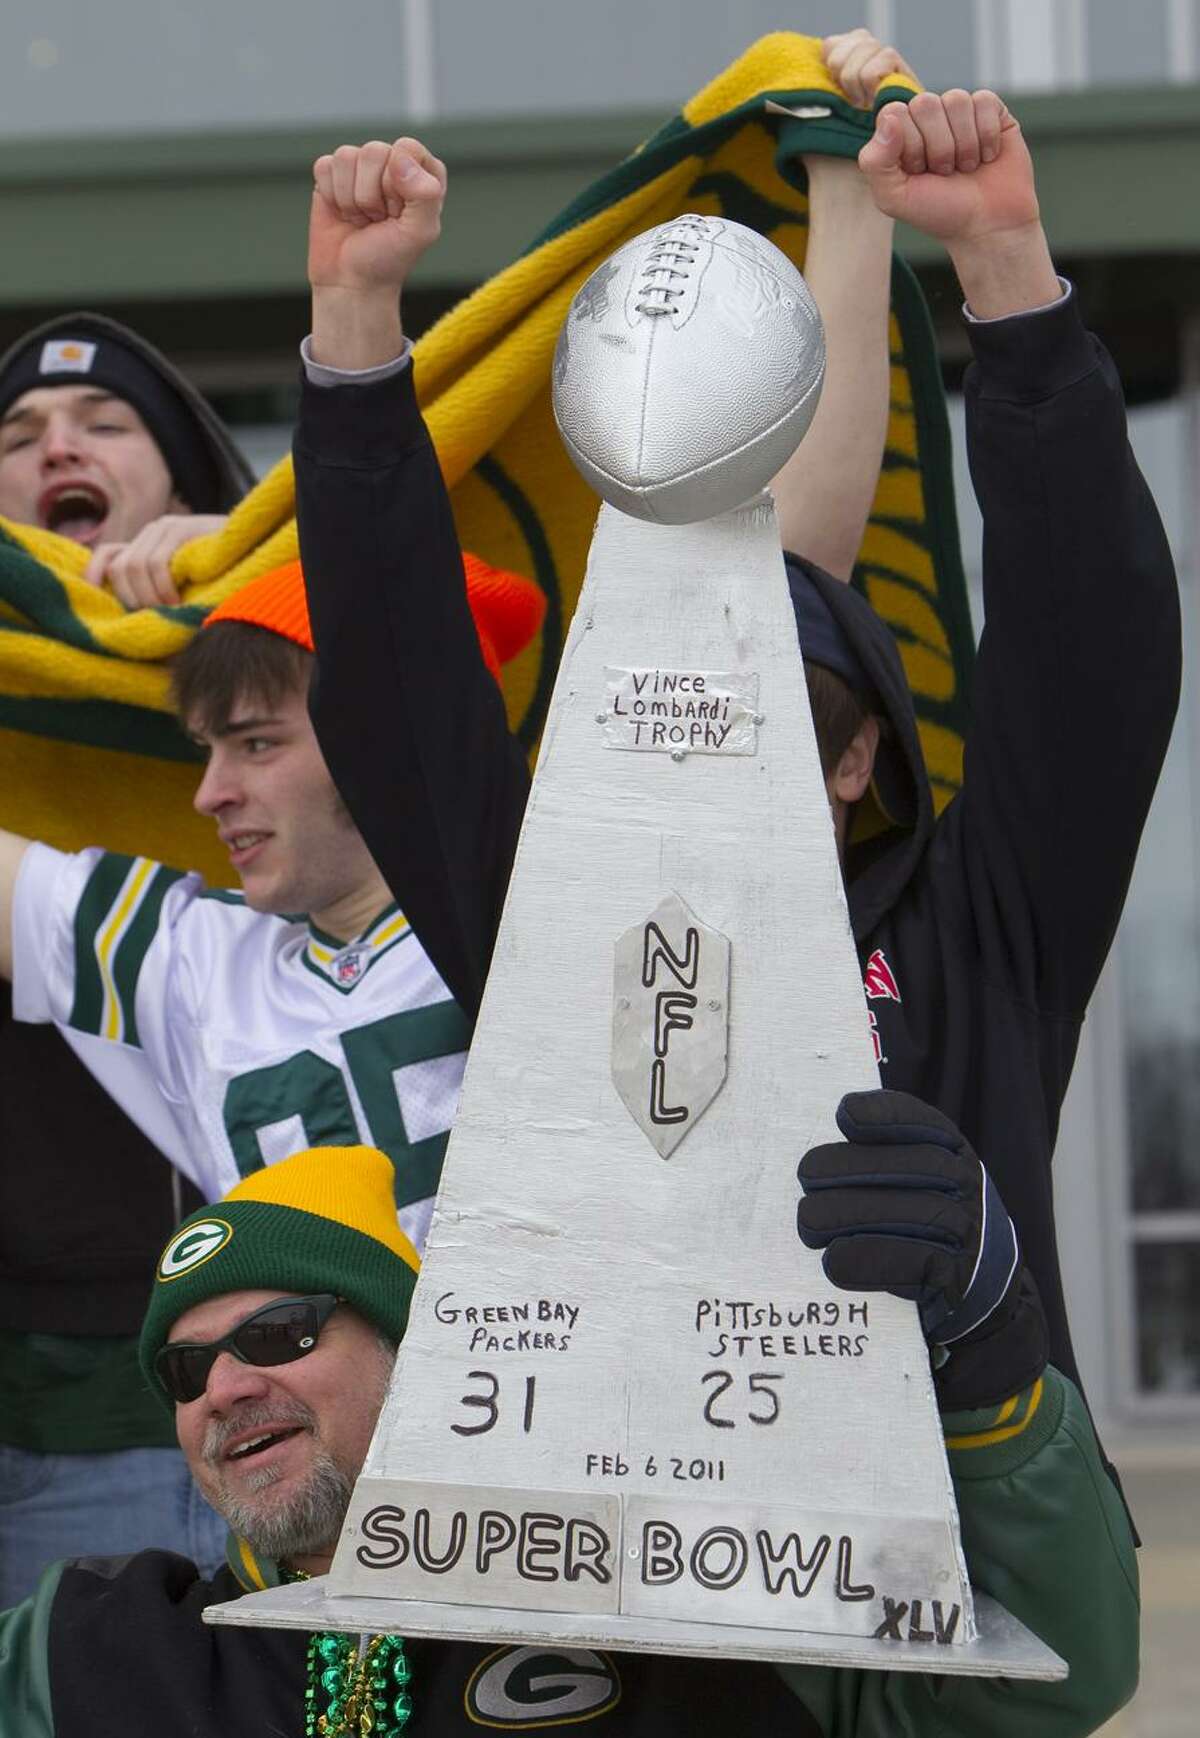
[963,277,1073,325]
[300,333,413,387]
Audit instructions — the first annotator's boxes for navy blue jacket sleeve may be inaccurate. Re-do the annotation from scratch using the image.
[294,365,531,1017]
[949,289,1180,1018]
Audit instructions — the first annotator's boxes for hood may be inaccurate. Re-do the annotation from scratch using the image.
[789,553,934,943]
[0,310,255,513]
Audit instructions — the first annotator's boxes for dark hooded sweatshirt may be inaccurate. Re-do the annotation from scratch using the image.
[293,287,1179,1441]
[0,316,253,1456]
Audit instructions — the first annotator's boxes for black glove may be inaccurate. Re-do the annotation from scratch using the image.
[797,1089,1048,1410]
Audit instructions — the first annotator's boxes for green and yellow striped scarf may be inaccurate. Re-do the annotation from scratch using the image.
[0,32,970,885]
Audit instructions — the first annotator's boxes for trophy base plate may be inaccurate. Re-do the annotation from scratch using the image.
[204,1578,1065,1681]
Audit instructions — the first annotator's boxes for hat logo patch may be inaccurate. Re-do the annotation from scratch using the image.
[159,1218,232,1280]
[39,338,98,375]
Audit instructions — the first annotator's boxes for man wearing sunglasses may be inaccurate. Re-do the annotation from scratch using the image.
[147,1148,418,1578]
[0,1110,1137,1736]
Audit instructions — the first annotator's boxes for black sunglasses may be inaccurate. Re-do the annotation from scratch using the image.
[155,1294,339,1404]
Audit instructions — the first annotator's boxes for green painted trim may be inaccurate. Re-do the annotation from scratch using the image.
[993,82,1200,138]
[1,82,1195,189]
[0,111,662,187]
[3,83,1198,306]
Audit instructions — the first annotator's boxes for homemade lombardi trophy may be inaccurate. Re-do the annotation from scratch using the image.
[210,216,1063,1678]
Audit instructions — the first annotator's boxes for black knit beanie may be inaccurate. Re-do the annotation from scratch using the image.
[0,311,255,512]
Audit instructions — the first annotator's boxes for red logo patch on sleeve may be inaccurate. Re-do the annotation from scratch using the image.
[863,948,901,1004]
[862,949,901,1067]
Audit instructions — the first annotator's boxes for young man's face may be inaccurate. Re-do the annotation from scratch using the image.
[0,384,184,550]
[169,1288,393,1572]
[189,685,381,923]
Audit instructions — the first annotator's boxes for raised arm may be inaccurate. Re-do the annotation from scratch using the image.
[862,90,1179,1017]
[297,140,531,1016]
[306,138,441,369]
[770,30,909,578]
[0,828,31,981]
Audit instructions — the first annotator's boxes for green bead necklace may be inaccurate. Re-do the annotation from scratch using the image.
[303,1629,413,1737]
[283,1569,413,1736]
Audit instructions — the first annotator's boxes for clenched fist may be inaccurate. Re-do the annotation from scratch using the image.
[860,89,1061,317]
[309,137,447,295]
[859,89,1037,244]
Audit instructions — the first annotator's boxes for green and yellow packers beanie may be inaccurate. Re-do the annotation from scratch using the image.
[139,1145,420,1404]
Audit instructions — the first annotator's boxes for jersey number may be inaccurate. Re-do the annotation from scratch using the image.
[222,1002,470,1211]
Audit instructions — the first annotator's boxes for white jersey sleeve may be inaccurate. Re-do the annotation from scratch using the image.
[12,843,210,1176]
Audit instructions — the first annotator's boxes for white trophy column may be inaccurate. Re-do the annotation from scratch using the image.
[330,496,972,1652]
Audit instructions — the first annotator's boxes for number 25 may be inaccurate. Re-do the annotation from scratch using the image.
[701,1369,782,1429]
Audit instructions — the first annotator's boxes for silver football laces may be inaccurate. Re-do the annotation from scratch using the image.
[633,217,708,315]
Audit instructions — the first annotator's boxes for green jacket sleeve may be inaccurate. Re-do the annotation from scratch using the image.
[0,1562,62,1738]
[776,1367,1139,1737]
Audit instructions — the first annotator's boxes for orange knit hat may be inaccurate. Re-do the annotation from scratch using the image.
[205,559,314,648]
[204,553,545,684]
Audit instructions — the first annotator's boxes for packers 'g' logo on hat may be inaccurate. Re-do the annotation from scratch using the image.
[158,1218,233,1281]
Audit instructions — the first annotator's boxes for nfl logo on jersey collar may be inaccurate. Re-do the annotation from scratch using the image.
[335,949,365,988]
[304,905,412,994]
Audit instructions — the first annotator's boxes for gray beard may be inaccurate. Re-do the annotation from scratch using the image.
[217,1441,354,1563]
[199,1333,395,1566]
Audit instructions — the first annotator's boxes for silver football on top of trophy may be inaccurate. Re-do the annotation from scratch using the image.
[552,213,825,525]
